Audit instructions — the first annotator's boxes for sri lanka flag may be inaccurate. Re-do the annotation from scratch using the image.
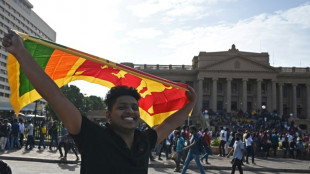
[7,31,189,127]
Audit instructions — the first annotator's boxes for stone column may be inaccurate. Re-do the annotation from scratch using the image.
[279,83,283,118]
[307,83,310,119]
[242,78,248,112]
[272,80,277,112]
[257,79,262,110]
[226,78,232,113]
[197,78,203,114]
[212,78,218,112]
[267,82,272,111]
[292,83,297,118]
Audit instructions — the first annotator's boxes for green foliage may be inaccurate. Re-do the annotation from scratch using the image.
[211,137,221,146]
[45,104,57,121]
[46,84,106,118]
[88,95,106,110]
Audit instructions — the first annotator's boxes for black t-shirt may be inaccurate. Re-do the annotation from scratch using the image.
[71,116,157,174]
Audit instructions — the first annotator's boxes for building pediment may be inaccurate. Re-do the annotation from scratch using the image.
[201,56,277,72]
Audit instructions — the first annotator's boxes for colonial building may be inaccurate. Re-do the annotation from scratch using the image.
[127,44,310,129]
[0,0,55,117]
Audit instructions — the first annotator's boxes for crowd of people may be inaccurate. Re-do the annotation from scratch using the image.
[1,114,310,173]
[0,118,79,161]
[0,118,28,151]
[213,119,310,160]
[147,118,310,173]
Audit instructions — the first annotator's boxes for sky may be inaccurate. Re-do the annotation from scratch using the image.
[29,0,310,97]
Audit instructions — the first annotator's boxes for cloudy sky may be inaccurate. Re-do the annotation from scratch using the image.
[29,0,310,97]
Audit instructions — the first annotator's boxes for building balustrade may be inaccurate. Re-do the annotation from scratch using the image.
[278,67,310,73]
[134,64,193,70]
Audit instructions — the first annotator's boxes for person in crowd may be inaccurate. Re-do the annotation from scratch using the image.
[198,128,203,137]
[227,133,244,174]
[252,132,260,156]
[200,128,212,164]
[181,125,189,162]
[19,119,25,147]
[260,131,271,157]
[25,120,34,150]
[296,137,303,159]
[225,127,230,155]
[174,131,185,172]
[165,131,175,160]
[288,132,294,143]
[219,126,227,157]
[245,133,255,164]
[6,119,12,150]
[49,121,58,150]
[38,122,47,149]
[158,137,169,160]
[10,119,21,149]
[63,134,80,161]
[181,126,205,174]
[228,131,235,149]
[271,130,279,157]
[289,137,296,158]
[2,30,197,173]
[0,119,9,151]
[58,124,68,159]
[282,136,289,158]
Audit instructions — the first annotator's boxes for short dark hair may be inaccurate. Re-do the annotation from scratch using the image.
[104,86,141,111]
[235,133,242,141]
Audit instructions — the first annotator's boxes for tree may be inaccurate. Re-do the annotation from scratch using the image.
[46,85,106,119]
[87,95,106,110]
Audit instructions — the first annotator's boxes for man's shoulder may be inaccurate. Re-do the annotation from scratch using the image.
[237,141,244,148]
[139,127,157,138]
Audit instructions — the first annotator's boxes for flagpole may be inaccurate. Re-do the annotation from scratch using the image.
[14,30,188,91]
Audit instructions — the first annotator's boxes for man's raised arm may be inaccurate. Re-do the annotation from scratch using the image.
[2,30,81,134]
[155,86,197,144]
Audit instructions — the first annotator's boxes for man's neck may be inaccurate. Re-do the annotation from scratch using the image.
[111,125,135,149]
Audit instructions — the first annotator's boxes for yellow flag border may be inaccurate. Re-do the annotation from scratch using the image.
[14,30,188,91]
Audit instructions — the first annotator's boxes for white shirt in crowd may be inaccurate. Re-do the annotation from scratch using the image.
[220,129,227,141]
[245,137,253,147]
[19,123,25,134]
[233,140,244,160]
[288,134,294,143]
[28,123,34,136]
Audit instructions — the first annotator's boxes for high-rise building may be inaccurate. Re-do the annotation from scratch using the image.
[0,0,55,116]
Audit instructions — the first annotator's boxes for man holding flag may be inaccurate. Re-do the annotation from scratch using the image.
[2,30,198,174]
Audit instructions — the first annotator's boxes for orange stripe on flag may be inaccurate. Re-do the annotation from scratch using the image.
[45,49,80,80]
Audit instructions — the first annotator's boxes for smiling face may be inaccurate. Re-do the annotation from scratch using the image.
[106,95,140,131]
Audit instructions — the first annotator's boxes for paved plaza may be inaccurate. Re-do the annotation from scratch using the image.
[0,148,310,173]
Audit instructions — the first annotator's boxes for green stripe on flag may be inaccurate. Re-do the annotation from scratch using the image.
[19,40,55,96]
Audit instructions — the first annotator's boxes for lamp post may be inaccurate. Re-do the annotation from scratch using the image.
[261,105,266,114]
[34,100,38,139]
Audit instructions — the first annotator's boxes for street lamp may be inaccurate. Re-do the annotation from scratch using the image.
[261,105,266,118]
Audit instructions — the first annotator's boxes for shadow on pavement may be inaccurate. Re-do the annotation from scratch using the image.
[57,163,80,172]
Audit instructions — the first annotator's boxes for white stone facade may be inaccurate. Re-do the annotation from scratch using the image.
[131,44,310,128]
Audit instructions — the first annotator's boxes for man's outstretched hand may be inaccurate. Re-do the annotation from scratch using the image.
[2,30,24,56]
